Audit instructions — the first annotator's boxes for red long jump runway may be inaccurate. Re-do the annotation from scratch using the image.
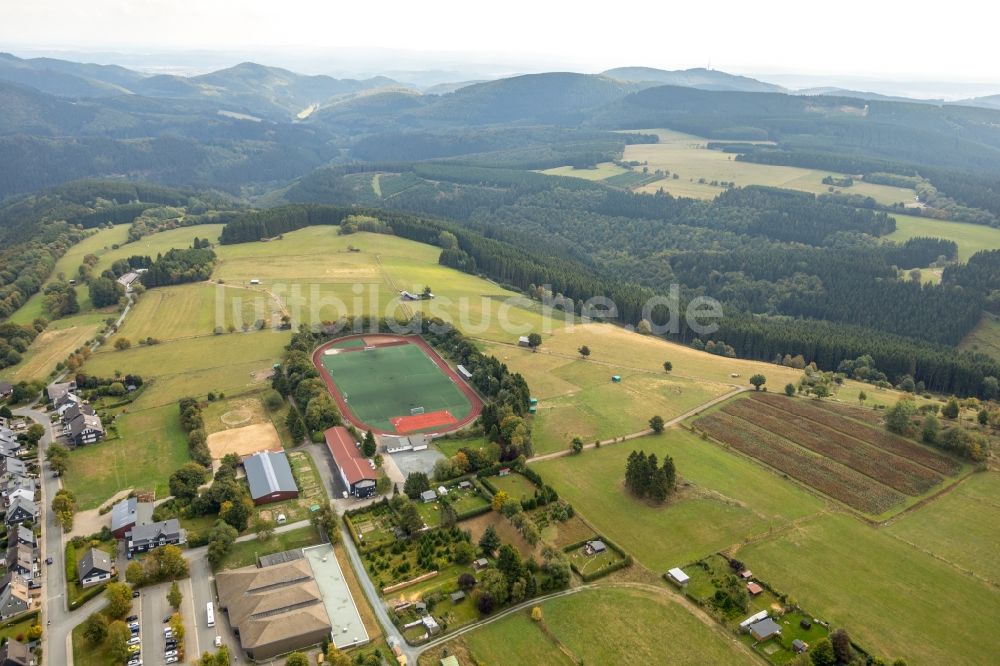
[310,333,485,436]
[390,409,458,434]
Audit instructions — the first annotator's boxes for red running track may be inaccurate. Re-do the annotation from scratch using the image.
[311,334,484,436]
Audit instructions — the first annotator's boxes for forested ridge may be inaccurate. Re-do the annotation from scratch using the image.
[218,195,1000,398]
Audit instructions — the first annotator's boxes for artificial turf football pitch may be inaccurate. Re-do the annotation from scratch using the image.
[319,341,474,433]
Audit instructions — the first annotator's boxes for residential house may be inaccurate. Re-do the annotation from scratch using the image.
[420,489,437,503]
[78,548,114,588]
[110,496,154,539]
[584,540,607,556]
[45,380,76,403]
[4,476,36,507]
[3,543,36,579]
[60,401,94,422]
[4,498,38,527]
[125,519,186,555]
[244,451,299,505]
[54,393,84,417]
[0,575,32,619]
[15,526,35,548]
[0,456,27,479]
[67,413,105,447]
[0,638,32,666]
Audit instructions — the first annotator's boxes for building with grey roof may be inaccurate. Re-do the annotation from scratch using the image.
[78,547,114,588]
[125,519,186,555]
[244,451,299,506]
[110,497,154,539]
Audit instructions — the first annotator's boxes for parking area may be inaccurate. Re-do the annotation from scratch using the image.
[387,447,444,478]
[138,579,198,666]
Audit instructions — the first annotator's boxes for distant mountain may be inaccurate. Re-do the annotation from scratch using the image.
[0,53,401,120]
[795,86,943,105]
[0,52,137,98]
[956,94,1000,111]
[423,80,485,95]
[417,73,637,125]
[601,66,785,94]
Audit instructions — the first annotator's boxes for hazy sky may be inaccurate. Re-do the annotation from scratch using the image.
[1,0,996,81]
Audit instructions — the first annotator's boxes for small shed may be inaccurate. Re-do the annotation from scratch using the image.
[792,639,809,654]
[739,569,753,580]
[458,481,473,490]
[611,375,621,383]
[498,468,510,477]
[529,397,538,405]
[528,406,537,414]
[584,540,607,556]
[441,657,460,666]
[747,582,764,596]
[450,591,466,603]
[473,558,489,571]
[420,489,438,503]
[415,602,427,614]
[667,567,689,586]
[437,485,448,495]
[518,336,531,347]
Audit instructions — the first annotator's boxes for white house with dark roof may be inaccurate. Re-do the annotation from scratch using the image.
[78,548,114,588]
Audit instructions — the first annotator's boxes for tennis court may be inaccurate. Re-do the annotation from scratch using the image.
[316,336,480,434]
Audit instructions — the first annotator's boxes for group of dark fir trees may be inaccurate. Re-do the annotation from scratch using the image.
[624,450,676,503]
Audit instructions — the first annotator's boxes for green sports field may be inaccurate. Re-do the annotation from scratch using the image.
[319,342,473,433]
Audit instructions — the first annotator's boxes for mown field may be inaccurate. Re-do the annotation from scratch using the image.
[960,315,1000,362]
[694,393,964,517]
[1,311,107,383]
[211,228,567,343]
[624,129,915,205]
[64,403,190,509]
[82,332,288,408]
[533,428,825,571]
[540,162,630,180]
[483,339,727,453]
[418,586,754,666]
[738,512,1000,665]
[111,282,265,342]
[887,212,1000,261]
[886,472,1000,584]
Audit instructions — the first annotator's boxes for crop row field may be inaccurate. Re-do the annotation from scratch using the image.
[722,398,944,495]
[752,392,961,475]
[696,410,904,515]
[694,393,967,516]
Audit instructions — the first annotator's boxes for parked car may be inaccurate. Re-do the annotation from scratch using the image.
[132,590,140,598]
[165,658,178,665]
[127,636,140,646]
[128,622,140,630]
[126,615,138,622]
[45,556,53,565]
[163,615,172,623]
[214,635,222,647]
[164,649,179,658]
[127,659,142,666]
[127,644,140,654]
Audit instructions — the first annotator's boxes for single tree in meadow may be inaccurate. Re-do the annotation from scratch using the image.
[749,374,767,391]
[577,345,590,359]
[663,361,672,373]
